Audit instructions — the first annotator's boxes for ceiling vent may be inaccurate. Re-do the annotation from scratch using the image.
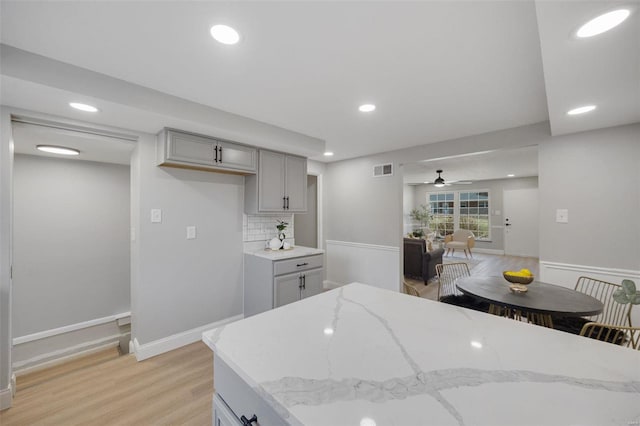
[373,163,393,177]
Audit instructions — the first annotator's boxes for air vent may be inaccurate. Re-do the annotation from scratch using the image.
[373,163,393,177]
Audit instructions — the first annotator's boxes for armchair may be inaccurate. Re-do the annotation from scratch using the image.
[403,238,444,283]
[444,229,475,258]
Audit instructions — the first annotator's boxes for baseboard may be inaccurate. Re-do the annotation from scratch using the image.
[13,311,131,345]
[473,248,505,255]
[10,374,15,397]
[0,386,11,410]
[13,334,125,374]
[132,314,244,362]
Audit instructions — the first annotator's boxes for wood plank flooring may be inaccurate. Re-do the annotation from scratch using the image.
[1,253,537,425]
[0,342,213,425]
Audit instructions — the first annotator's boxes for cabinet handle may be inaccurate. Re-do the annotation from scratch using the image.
[214,145,218,163]
[285,196,290,210]
[303,274,306,289]
[240,414,257,425]
[283,196,287,210]
[298,275,303,289]
[219,146,223,162]
[296,262,308,267]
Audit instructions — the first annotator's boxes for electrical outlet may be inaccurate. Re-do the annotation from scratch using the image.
[187,226,196,239]
[556,209,569,223]
[151,209,162,223]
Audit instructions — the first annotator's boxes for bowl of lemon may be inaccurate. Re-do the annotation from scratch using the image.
[503,269,534,285]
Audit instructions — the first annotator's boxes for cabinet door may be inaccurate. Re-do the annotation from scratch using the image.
[166,131,216,165]
[213,394,242,426]
[285,155,307,212]
[301,267,323,300]
[258,150,287,212]
[274,273,302,308]
[217,140,257,173]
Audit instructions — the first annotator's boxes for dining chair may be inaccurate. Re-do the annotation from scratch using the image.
[435,263,489,312]
[555,276,633,335]
[403,280,422,298]
[580,322,640,350]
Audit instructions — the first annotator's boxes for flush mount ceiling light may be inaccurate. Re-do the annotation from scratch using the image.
[210,24,240,45]
[567,105,597,115]
[433,169,446,187]
[507,174,515,177]
[36,145,80,156]
[358,104,376,113]
[69,102,99,112]
[323,151,334,157]
[576,9,630,38]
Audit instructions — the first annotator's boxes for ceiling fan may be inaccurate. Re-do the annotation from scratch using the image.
[428,169,473,187]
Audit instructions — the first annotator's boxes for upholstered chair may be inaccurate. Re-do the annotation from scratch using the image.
[444,229,475,258]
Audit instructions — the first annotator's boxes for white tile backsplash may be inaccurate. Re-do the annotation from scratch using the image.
[243,214,294,242]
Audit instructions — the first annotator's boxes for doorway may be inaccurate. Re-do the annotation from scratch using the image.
[294,175,318,248]
[503,188,539,257]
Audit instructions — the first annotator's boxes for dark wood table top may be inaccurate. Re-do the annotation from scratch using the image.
[456,276,604,317]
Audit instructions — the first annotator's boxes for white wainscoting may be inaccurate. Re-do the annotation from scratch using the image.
[132,314,244,361]
[12,312,131,373]
[325,240,400,292]
[540,261,640,326]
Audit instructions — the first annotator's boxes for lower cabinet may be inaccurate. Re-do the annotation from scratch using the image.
[244,252,324,317]
[213,394,242,426]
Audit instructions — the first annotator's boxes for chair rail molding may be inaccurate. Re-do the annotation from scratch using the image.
[325,240,400,292]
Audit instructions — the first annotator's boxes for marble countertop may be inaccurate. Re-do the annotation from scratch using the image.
[244,245,324,260]
[203,283,640,426]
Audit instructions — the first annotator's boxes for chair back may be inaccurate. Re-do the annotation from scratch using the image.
[452,229,474,242]
[436,262,470,300]
[574,276,633,326]
[403,280,421,297]
[580,323,640,350]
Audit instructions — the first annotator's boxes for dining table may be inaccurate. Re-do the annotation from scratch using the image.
[456,275,604,328]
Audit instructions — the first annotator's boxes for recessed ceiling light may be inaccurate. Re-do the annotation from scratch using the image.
[567,105,596,115]
[507,174,515,177]
[36,145,80,156]
[323,151,334,157]
[69,102,99,112]
[576,9,630,38]
[210,24,240,45]
[358,104,376,113]
[470,341,483,349]
[323,328,334,335]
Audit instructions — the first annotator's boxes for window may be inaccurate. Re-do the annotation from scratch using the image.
[428,190,491,240]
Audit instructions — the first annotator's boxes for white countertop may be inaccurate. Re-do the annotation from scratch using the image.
[203,283,640,426]
[244,245,324,260]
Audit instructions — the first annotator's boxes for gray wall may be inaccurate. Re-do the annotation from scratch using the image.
[0,108,13,404]
[539,124,640,269]
[131,133,244,345]
[403,184,415,235]
[294,175,317,248]
[412,176,539,251]
[12,154,130,337]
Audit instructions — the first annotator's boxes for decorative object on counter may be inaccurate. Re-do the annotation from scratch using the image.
[276,219,288,244]
[269,237,283,250]
[612,279,640,306]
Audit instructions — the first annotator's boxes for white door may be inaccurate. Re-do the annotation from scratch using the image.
[503,188,539,257]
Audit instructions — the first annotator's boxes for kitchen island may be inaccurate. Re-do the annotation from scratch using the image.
[203,283,640,426]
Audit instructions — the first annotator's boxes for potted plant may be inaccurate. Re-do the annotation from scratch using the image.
[276,219,288,242]
[409,204,432,238]
[613,279,640,306]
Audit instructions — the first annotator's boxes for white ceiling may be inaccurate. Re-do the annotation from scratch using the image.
[1,1,638,166]
[402,145,539,185]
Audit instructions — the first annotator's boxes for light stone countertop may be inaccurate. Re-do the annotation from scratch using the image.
[244,245,324,260]
[203,283,640,426]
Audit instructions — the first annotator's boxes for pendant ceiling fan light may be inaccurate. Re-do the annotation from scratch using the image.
[434,169,446,187]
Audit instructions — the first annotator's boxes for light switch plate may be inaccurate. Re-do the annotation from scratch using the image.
[187,226,196,239]
[151,209,162,223]
[556,209,569,223]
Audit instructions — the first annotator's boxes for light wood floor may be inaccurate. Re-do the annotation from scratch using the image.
[0,342,213,425]
[1,253,537,425]
[405,252,540,300]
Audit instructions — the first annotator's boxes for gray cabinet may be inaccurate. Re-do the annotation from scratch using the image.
[157,128,256,174]
[245,150,307,213]
[244,252,324,317]
[213,394,242,426]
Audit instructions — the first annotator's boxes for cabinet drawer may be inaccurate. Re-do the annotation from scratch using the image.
[274,254,323,276]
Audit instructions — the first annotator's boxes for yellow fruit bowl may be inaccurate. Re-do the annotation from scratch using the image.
[503,271,534,285]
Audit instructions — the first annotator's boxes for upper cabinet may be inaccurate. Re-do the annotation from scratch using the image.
[157,128,257,174]
[245,150,307,213]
